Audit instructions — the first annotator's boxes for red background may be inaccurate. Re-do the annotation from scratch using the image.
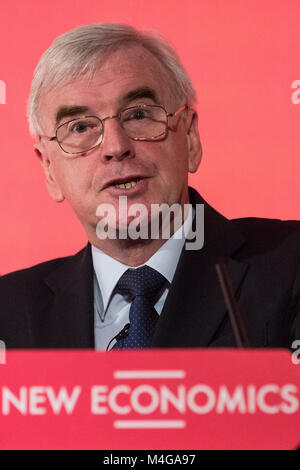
[0,0,299,274]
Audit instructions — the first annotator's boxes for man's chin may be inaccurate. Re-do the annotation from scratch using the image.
[117,214,153,240]
[95,214,153,242]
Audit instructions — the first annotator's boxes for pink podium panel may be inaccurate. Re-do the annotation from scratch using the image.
[0,349,299,449]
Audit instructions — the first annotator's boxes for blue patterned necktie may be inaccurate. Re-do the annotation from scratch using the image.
[113,265,167,349]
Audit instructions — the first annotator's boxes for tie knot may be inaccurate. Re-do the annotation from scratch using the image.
[116,265,167,301]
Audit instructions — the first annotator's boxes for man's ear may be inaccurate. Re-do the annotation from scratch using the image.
[185,109,202,174]
[34,141,65,202]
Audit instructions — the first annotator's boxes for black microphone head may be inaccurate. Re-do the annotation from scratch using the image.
[116,323,130,341]
[107,323,131,351]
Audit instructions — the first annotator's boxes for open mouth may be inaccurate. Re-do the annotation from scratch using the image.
[112,178,141,189]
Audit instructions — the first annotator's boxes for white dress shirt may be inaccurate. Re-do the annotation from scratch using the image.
[92,206,194,350]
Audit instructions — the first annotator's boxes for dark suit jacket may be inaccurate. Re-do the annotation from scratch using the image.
[0,187,299,349]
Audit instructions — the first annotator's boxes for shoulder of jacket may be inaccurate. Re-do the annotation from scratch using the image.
[0,244,89,288]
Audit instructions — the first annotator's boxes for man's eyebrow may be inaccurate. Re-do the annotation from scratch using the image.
[121,87,158,105]
[54,88,157,126]
[55,105,91,126]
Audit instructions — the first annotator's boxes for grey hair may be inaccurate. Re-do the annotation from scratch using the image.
[27,23,196,136]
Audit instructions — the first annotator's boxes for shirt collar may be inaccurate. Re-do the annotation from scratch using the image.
[92,204,194,313]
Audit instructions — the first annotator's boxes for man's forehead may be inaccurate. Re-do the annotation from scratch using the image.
[98,43,168,77]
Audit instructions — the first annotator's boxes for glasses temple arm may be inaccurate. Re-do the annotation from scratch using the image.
[167,104,189,118]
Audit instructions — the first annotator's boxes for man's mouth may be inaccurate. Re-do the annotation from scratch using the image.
[113,178,141,189]
[103,175,146,191]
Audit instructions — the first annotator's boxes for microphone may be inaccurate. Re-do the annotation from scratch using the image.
[215,262,250,348]
[106,323,130,351]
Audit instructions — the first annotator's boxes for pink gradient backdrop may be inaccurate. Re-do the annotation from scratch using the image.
[0,0,299,274]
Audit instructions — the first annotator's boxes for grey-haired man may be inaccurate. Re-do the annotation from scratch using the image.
[0,24,299,350]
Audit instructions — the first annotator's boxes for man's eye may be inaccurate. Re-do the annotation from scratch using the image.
[128,109,149,120]
[70,121,90,133]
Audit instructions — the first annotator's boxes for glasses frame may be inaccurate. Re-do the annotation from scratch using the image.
[44,104,188,155]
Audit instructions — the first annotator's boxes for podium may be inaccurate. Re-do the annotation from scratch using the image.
[0,349,299,449]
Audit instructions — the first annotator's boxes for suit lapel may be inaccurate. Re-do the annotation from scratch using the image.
[152,188,249,347]
[38,244,95,348]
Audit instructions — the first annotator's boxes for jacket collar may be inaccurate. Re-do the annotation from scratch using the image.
[43,244,95,348]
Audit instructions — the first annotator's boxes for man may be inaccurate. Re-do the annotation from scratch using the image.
[0,23,299,350]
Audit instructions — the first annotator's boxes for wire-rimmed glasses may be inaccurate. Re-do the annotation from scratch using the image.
[46,104,188,155]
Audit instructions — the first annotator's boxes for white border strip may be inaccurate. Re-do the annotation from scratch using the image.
[114,370,186,379]
[114,420,186,429]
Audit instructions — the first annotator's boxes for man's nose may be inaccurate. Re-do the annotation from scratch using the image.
[100,117,135,162]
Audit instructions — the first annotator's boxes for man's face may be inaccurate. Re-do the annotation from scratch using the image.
[36,45,201,241]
